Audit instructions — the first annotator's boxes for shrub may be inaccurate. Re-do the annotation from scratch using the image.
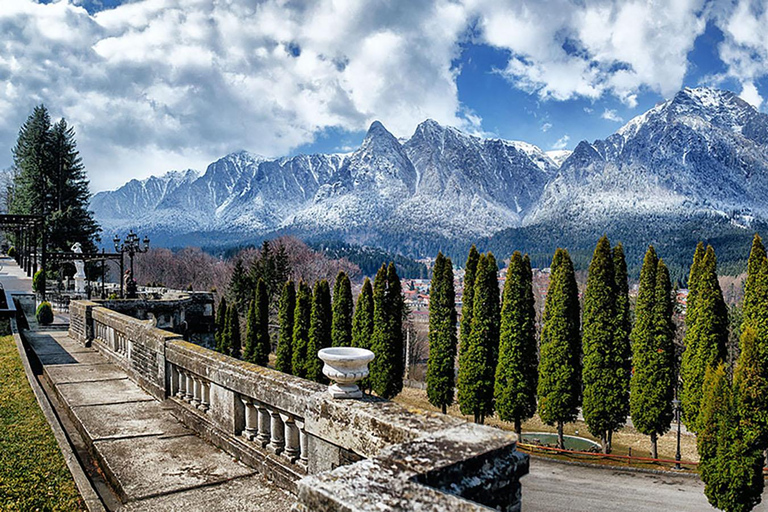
[32,270,44,294]
[35,302,53,325]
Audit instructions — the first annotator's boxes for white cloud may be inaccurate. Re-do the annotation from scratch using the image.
[551,135,570,150]
[601,108,623,123]
[740,81,764,109]
[541,122,552,132]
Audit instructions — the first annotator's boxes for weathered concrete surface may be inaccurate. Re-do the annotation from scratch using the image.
[0,255,34,292]
[25,330,292,511]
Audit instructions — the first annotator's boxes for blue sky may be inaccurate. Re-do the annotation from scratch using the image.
[4,1,768,190]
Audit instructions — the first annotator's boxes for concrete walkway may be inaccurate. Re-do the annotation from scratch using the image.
[0,254,34,292]
[24,329,291,511]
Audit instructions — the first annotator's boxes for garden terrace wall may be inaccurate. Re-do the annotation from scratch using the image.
[68,300,529,511]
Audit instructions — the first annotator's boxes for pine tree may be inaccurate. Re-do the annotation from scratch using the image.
[226,305,241,359]
[215,297,228,353]
[611,242,632,452]
[459,245,480,385]
[495,252,537,437]
[291,282,312,378]
[537,248,581,449]
[427,253,458,414]
[307,280,332,383]
[699,363,764,512]
[742,234,766,331]
[630,249,675,459]
[275,281,296,374]
[244,279,270,365]
[370,263,405,399]
[582,236,625,453]
[229,258,252,313]
[370,265,389,395]
[332,271,353,347]
[735,327,768,452]
[352,278,374,349]
[457,252,500,424]
[680,242,705,426]
[681,245,728,432]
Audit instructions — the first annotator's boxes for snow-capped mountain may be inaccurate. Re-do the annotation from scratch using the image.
[92,119,557,245]
[91,87,768,254]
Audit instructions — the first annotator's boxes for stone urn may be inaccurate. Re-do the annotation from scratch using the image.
[318,347,375,399]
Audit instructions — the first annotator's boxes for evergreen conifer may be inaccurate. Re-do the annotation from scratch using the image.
[332,272,353,347]
[307,280,332,383]
[681,242,705,426]
[370,263,405,399]
[275,281,296,374]
[246,279,270,365]
[292,282,312,378]
[494,252,537,436]
[229,258,252,313]
[215,297,228,353]
[459,245,480,383]
[427,253,458,414]
[352,278,374,349]
[743,234,766,331]
[537,248,581,449]
[226,305,241,359]
[611,243,632,450]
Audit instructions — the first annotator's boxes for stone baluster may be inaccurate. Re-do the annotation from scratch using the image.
[200,381,210,412]
[175,367,186,399]
[191,375,201,407]
[296,419,308,466]
[256,402,271,447]
[240,397,257,440]
[282,414,300,463]
[184,371,194,402]
[269,409,285,454]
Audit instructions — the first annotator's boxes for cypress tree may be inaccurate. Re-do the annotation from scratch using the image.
[537,248,581,449]
[245,279,270,366]
[630,250,675,459]
[459,245,480,382]
[352,278,374,349]
[370,264,389,395]
[215,297,228,353]
[332,272,353,347]
[275,281,296,374]
[292,282,312,378]
[457,253,500,424]
[680,242,705,427]
[735,327,768,452]
[682,246,729,432]
[495,252,537,437]
[743,234,766,331]
[307,280,332,383]
[228,259,252,313]
[611,243,632,451]
[582,236,624,453]
[427,253,458,414]
[226,305,242,359]
[699,363,764,512]
[369,263,406,399]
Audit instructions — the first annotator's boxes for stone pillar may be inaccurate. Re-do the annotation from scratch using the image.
[269,409,285,454]
[176,368,186,399]
[256,403,271,447]
[200,381,210,412]
[296,420,309,465]
[241,397,257,440]
[184,371,194,402]
[191,376,201,407]
[282,414,300,463]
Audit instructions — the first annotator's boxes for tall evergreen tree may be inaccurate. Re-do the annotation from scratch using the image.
[215,297,228,353]
[680,242,705,426]
[292,282,312,378]
[370,265,389,395]
[229,259,252,313]
[225,305,242,359]
[352,278,374,350]
[307,280,332,382]
[742,234,766,331]
[331,272,353,347]
[699,363,764,512]
[275,281,296,374]
[244,279,270,365]
[630,248,675,459]
[495,252,537,437]
[427,253,458,414]
[457,253,500,424]
[611,242,632,451]
[582,236,625,453]
[537,248,581,449]
[369,263,406,398]
[459,245,480,383]
[681,245,729,432]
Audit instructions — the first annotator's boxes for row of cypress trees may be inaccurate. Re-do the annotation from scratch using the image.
[215,264,405,399]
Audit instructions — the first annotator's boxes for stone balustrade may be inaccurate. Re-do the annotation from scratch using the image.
[69,300,528,511]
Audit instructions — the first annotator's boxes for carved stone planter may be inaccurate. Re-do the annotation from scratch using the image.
[318,347,375,399]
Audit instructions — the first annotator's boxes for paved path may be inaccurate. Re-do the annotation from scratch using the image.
[0,254,34,292]
[24,329,291,511]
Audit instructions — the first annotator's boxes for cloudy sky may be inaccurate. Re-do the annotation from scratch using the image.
[2,0,768,192]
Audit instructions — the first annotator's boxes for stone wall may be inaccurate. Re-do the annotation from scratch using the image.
[69,299,528,511]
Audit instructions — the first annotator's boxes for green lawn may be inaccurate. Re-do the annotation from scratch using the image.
[0,333,85,511]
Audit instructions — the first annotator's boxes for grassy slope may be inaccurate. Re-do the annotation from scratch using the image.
[0,334,85,511]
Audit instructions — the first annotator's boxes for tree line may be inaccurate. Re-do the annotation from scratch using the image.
[214,261,406,399]
[424,234,768,512]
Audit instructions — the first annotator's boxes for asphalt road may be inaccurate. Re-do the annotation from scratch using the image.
[522,457,768,512]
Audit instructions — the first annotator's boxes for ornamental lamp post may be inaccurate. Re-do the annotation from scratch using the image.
[672,397,682,470]
[113,231,149,298]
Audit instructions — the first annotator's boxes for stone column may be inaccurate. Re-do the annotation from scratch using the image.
[269,409,285,454]
[184,371,194,402]
[241,397,257,440]
[176,368,186,399]
[296,420,309,466]
[282,414,300,463]
[200,381,210,412]
[191,376,201,407]
[256,402,271,447]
